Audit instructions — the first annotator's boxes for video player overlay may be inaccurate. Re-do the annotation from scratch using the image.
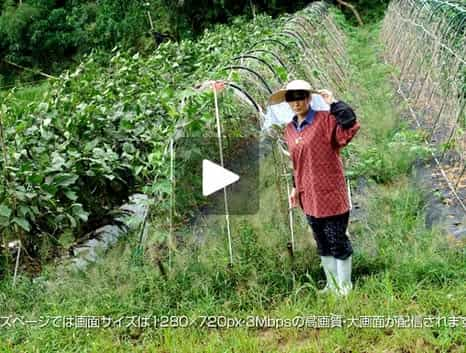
[173,137,259,216]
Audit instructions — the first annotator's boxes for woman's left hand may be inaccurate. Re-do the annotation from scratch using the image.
[318,89,334,105]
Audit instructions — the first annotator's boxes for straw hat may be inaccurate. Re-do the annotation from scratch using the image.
[268,80,316,105]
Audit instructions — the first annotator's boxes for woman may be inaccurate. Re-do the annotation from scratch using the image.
[269,80,360,296]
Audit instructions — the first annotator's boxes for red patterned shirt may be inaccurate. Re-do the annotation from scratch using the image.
[284,110,360,218]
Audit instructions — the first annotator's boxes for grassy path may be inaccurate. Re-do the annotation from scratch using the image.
[0,23,464,353]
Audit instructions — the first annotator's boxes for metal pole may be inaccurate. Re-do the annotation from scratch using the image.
[278,141,295,254]
[13,241,21,287]
[212,83,234,265]
[169,138,175,270]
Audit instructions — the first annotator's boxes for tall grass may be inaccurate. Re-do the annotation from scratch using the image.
[343,24,432,184]
[0,81,50,121]
[1,172,463,352]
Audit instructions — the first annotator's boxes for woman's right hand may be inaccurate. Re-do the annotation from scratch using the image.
[289,188,298,208]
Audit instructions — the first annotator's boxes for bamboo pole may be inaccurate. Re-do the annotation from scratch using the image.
[3,59,58,80]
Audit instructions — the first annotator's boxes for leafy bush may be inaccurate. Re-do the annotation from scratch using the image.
[0,0,162,84]
[0,13,281,258]
[348,129,433,183]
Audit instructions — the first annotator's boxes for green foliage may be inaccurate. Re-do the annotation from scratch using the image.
[0,2,71,83]
[348,129,433,183]
[82,0,150,49]
[161,0,310,37]
[334,0,390,24]
[0,0,158,84]
[0,13,281,259]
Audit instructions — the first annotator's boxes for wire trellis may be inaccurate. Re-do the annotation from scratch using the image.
[381,0,466,211]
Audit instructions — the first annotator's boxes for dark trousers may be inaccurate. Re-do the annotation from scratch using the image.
[306,211,353,260]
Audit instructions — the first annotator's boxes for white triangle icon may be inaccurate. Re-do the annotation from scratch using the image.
[202,159,240,196]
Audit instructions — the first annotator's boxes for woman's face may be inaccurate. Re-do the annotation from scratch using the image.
[288,96,310,116]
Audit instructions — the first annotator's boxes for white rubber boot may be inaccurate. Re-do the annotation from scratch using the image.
[336,256,353,296]
[319,256,338,294]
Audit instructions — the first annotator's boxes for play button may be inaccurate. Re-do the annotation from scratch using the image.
[174,137,258,215]
[202,159,240,196]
